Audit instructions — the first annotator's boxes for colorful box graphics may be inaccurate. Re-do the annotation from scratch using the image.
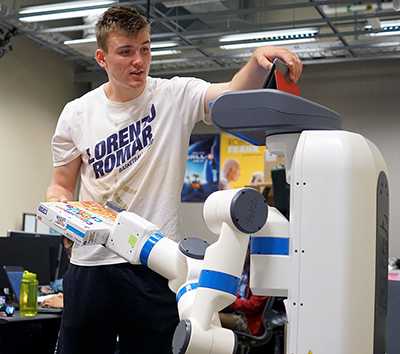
[36,201,116,246]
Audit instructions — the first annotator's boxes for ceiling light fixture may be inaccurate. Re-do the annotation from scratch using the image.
[64,38,97,45]
[162,0,221,7]
[19,1,116,15]
[20,8,109,22]
[151,50,181,56]
[220,38,317,50]
[220,27,318,50]
[64,38,178,48]
[220,27,318,43]
[64,38,180,56]
[150,42,178,49]
[367,20,400,37]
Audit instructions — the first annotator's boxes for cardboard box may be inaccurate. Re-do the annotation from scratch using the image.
[36,201,116,246]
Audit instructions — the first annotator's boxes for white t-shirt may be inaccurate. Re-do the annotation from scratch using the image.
[52,76,212,266]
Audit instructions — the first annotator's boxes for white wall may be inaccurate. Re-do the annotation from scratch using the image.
[0,35,86,234]
[181,59,400,257]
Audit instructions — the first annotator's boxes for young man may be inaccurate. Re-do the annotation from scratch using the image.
[46,6,302,354]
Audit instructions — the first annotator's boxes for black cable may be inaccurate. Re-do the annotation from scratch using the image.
[146,0,151,21]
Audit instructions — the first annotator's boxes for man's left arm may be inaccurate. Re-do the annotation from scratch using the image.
[204,46,302,113]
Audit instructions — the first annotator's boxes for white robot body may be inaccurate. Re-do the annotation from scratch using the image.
[102,130,388,354]
[250,206,290,297]
[250,130,388,353]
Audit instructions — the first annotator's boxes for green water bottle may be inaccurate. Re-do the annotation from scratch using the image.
[19,270,38,317]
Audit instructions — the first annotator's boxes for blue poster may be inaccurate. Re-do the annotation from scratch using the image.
[181,134,220,202]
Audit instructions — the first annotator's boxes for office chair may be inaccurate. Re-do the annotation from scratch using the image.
[234,296,276,353]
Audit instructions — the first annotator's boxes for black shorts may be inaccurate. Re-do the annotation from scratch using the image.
[56,263,179,354]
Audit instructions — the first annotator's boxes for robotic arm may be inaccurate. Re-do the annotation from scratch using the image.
[105,187,268,354]
[36,187,269,353]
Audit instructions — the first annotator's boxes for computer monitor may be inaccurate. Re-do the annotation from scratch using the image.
[0,236,52,296]
[6,231,69,282]
[271,165,290,219]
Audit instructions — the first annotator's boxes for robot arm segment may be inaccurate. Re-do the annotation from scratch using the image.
[195,188,269,326]
[105,211,188,292]
[105,211,158,264]
[172,188,268,354]
[250,207,290,297]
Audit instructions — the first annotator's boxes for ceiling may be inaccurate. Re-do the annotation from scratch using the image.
[1,0,400,79]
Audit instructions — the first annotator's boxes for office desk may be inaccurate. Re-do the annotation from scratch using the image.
[0,310,61,354]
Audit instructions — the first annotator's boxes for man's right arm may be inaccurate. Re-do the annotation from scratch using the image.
[46,156,82,202]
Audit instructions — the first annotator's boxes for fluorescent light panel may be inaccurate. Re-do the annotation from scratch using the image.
[64,38,179,55]
[221,38,317,50]
[20,8,109,22]
[367,20,400,36]
[371,30,400,37]
[64,38,97,45]
[220,27,318,43]
[64,38,178,49]
[151,42,178,49]
[151,50,181,56]
[163,0,220,7]
[220,27,318,50]
[19,1,116,14]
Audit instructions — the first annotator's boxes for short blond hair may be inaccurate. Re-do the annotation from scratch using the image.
[95,6,151,52]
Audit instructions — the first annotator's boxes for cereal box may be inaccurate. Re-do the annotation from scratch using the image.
[36,201,116,246]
